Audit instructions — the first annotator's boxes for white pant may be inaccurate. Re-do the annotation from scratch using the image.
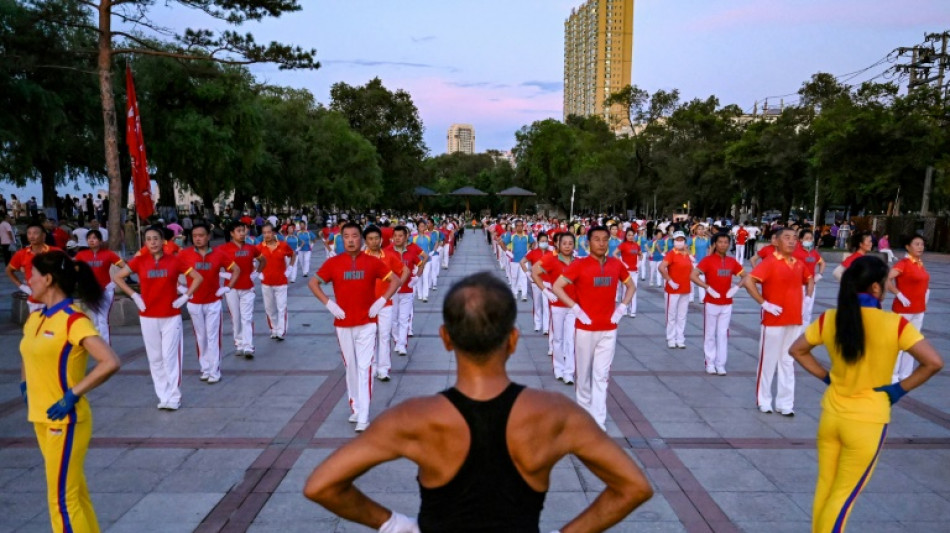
[665,293,689,345]
[551,306,576,381]
[703,303,732,370]
[225,288,256,353]
[881,249,897,263]
[532,284,550,332]
[262,284,288,336]
[375,305,393,375]
[417,263,431,300]
[391,292,414,353]
[574,328,617,430]
[141,315,184,407]
[509,262,527,298]
[650,260,662,286]
[893,313,924,383]
[640,253,650,281]
[430,251,441,287]
[336,323,377,424]
[691,273,706,303]
[440,244,450,268]
[285,256,298,283]
[802,287,815,325]
[187,300,222,379]
[756,325,798,412]
[89,285,114,345]
[735,244,745,265]
[622,273,638,315]
[298,250,312,275]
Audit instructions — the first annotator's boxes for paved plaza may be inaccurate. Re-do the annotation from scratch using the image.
[2,232,950,532]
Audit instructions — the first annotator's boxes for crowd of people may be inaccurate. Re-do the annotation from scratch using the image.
[8,205,945,532]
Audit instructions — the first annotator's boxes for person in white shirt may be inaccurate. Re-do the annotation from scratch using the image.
[0,213,14,265]
[72,223,90,249]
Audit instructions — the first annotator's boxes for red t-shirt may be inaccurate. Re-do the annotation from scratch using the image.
[316,252,392,327]
[10,245,61,303]
[663,250,693,295]
[74,249,123,288]
[257,240,294,286]
[539,253,576,308]
[792,245,824,279]
[126,253,192,318]
[841,250,866,269]
[891,257,929,314]
[749,254,811,326]
[52,228,69,249]
[137,241,180,257]
[178,247,234,304]
[618,241,640,271]
[736,228,749,245]
[757,244,775,258]
[366,249,405,306]
[560,256,629,331]
[523,248,547,267]
[219,241,261,291]
[386,243,424,294]
[380,227,394,249]
[696,254,744,305]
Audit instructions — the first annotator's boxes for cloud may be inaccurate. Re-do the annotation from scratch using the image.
[323,59,456,72]
[521,80,563,93]
[411,35,437,43]
[447,81,511,89]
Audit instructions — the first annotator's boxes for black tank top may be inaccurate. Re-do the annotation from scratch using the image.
[417,383,545,532]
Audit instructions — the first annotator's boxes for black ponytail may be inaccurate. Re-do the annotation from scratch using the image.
[835,255,889,364]
[31,250,105,314]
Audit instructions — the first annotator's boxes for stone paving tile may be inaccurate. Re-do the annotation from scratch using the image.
[108,493,224,532]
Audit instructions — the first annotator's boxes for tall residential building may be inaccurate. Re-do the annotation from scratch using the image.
[447,124,476,154]
[563,0,634,132]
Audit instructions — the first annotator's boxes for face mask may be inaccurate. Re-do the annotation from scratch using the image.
[674,241,686,250]
[539,242,549,250]
[802,241,814,250]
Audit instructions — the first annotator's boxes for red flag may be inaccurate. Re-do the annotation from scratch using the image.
[125,65,155,221]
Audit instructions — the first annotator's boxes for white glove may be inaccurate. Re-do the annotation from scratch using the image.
[215,286,231,297]
[131,293,147,312]
[250,271,261,282]
[572,304,592,325]
[408,277,419,289]
[325,299,346,320]
[667,280,680,290]
[378,511,420,533]
[17,283,31,295]
[543,288,558,303]
[284,268,292,278]
[542,281,552,289]
[610,305,625,324]
[814,273,823,283]
[896,292,911,307]
[219,272,232,280]
[761,301,783,316]
[172,294,190,309]
[706,287,721,299]
[177,284,188,295]
[726,285,740,298]
[368,297,386,318]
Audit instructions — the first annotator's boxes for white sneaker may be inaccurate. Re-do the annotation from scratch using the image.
[200,373,210,381]
[564,377,574,385]
[207,375,221,384]
[162,402,180,411]
[676,343,686,349]
[376,373,390,382]
[157,402,167,410]
[758,406,773,414]
[716,367,727,376]
[778,410,795,417]
[348,413,358,423]
[668,342,676,349]
[705,366,717,375]
[355,422,369,432]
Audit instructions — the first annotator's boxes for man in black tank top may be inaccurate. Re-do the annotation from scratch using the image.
[304,272,653,532]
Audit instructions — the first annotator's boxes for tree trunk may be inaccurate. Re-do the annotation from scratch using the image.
[157,171,175,207]
[39,164,58,210]
[98,1,123,250]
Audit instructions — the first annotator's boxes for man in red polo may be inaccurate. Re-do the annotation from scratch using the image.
[6,223,61,313]
[734,224,749,265]
[659,231,694,349]
[220,221,265,358]
[363,225,408,381]
[553,226,635,431]
[385,225,427,357]
[310,222,399,432]
[743,227,814,416]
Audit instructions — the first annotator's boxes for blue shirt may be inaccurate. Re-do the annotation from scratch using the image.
[576,235,590,257]
[608,237,622,258]
[297,231,316,252]
[285,234,299,250]
[692,236,710,260]
[504,232,534,262]
[413,233,434,254]
[650,239,667,261]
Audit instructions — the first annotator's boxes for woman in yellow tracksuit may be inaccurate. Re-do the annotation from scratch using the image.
[20,250,121,533]
[789,255,943,533]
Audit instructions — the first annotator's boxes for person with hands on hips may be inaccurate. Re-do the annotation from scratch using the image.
[553,226,635,431]
[743,227,813,416]
[534,232,578,384]
[74,229,124,344]
[20,250,121,533]
[113,225,202,410]
[659,231,694,349]
[257,223,295,341]
[303,273,653,532]
[691,232,746,375]
[220,220,265,359]
[6,222,60,313]
[886,234,930,383]
[789,255,942,533]
[309,222,400,432]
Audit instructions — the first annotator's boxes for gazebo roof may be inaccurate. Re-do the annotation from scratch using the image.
[449,186,487,196]
[413,186,438,197]
[496,186,536,197]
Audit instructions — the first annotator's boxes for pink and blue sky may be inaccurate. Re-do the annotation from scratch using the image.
[6,0,950,201]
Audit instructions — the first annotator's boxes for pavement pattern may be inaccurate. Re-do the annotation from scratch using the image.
[1,231,949,532]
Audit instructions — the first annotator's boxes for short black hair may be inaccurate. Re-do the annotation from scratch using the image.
[191,222,210,235]
[713,232,730,244]
[26,222,46,234]
[443,272,516,359]
[588,225,609,240]
[393,225,409,236]
[341,221,362,235]
[363,225,381,239]
[227,220,247,233]
[86,229,103,241]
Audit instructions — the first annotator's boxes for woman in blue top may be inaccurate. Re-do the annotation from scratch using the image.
[649,230,666,286]
[575,226,590,258]
[295,224,317,278]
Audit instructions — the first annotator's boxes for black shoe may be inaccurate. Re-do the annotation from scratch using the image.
[245,352,254,359]
[275,335,285,342]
